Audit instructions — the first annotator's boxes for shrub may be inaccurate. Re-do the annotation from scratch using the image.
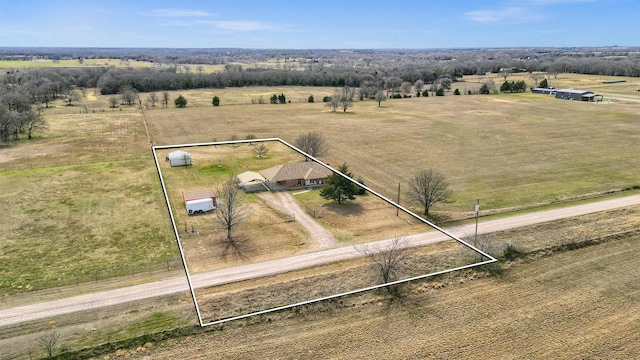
[308,95,314,103]
[479,84,490,95]
[422,89,429,97]
[174,95,187,108]
[454,88,461,95]
[322,96,332,102]
[212,96,220,106]
[539,78,548,88]
[435,88,444,96]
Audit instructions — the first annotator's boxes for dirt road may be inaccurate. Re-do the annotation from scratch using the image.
[1,194,639,327]
[257,190,335,249]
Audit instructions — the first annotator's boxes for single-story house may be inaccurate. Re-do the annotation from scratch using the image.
[237,171,268,192]
[260,161,333,189]
[554,89,603,102]
[167,150,192,167]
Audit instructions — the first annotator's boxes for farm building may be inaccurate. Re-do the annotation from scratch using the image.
[260,162,332,190]
[531,87,556,95]
[182,189,217,215]
[554,89,603,102]
[237,171,268,192]
[167,150,192,167]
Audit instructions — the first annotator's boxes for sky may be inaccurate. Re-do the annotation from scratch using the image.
[0,0,638,49]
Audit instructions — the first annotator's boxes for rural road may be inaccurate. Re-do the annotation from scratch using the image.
[1,194,639,327]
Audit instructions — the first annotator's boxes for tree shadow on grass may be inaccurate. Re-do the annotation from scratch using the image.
[216,234,254,261]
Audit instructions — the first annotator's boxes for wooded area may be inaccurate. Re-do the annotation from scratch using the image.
[1,46,639,143]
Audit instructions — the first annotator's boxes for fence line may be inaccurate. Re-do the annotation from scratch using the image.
[0,155,151,172]
[5,257,183,294]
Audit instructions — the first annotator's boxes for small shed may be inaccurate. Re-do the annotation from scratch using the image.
[167,150,192,167]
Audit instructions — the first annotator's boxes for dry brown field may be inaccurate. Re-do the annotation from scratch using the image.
[2,205,636,359]
[123,233,640,359]
[1,73,639,358]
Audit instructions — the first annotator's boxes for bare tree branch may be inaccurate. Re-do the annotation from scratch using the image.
[358,237,409,297]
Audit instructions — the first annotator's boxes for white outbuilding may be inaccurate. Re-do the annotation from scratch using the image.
[167,150,192,167]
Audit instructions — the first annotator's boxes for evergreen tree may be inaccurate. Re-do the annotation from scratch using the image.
[320,163,359,204]
[174,95,187,108]
[212,95,220,106]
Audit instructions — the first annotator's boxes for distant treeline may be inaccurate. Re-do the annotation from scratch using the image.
[1,47,639,96]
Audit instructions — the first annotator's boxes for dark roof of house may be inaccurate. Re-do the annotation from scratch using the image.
[260,162,333,182]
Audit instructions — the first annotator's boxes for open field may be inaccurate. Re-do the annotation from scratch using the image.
[125,230,640,359]
[1,73,638,295]
[0,72,639,357]
[0,98,177,294]
[145,78,640,213]
[0,58,227,72]
[2,205,637,359]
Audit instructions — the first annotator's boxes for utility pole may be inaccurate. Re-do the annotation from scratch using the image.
[474,199,480,246]
[396,182,401,216]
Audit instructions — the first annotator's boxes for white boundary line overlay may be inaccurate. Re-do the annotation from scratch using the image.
[152,138,497,327]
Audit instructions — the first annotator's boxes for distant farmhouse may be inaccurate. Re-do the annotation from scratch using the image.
[554,89,603,102]
[532,87,602,102]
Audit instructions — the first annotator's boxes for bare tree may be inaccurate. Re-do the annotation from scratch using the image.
[108,96,118,108]
[358,236,409,297]
[414,79,424,95]
[162,91,170,108]
[439,75,452,90]
[253,143,268,159]
[530,72,544,87]
[339,86,355,112]
[375,90,386,107]
[327,94,339,112]
[499,67,512,81]
[38,330,59,358]
[120,86,138,106]
[65,89,81,106]
[25,110,47,139]
[384,76,402,97]
[215,175,249,258]
[294,131,328,159]
[408,169,453,216]
[400,81,413,97]
[146,92,158,107]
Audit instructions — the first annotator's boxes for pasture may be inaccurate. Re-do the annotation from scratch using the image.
[146,77,640,213]
[0,72,639,358]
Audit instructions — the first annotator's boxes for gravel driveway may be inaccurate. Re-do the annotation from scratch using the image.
[257,190,336,249]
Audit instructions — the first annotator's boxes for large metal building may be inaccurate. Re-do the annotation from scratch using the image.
[554,89,602,101]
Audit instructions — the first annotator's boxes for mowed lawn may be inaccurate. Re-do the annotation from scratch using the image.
[146,81,640,212]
